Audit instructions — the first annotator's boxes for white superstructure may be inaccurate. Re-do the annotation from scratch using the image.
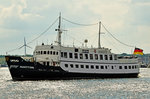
[33,44,139,74]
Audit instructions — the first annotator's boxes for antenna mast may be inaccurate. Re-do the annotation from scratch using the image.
[58,13,62,46]
[98,21,101,48]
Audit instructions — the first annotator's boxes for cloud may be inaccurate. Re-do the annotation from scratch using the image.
[0,0,150,54]
[0,0,44,30]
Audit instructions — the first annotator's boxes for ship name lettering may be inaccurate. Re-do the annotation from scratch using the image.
[10,59,19,62]
[20,66,34,69]
[10,65,18,69]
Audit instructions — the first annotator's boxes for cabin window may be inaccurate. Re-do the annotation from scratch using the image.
[75,48,78,52]
[74,53,78,59]
[47,62,49,66]
[85,54,88,59]
[44,51,46,54]
[132,66,134,69]
[81,65,84,68]
[112,66,114,69]
[65,64,68,68]
[86,65,89,69]
[125,66,127,69]
[96,65,99,69]
[114,55,117,60]
[53,51,55,55]
[69,53,73,58]
[36,51,40,55]
[95,54,98,60]
[90,54,93,60]
[70,64,73,68]
[56,52,58,55]
[109,55,113,60]
[61,52,63,57]
[50,51,52,55]
[64,52,67,58]
[100,55,103,60]
[119,66,122,69]
[135,65,137,69]
[129,66,131,69]
[47,51,50,54]
[80,54,83,59]
[105,66,108,69]
[135,65,138,69]
[51,46,54,49]
[75,64,79,68]
[91,65,94,69]
[41,51,43,54]
[105,55,108,60]
[101,66,104,69]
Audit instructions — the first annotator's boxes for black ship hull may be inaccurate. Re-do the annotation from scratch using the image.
[5,56,139,80]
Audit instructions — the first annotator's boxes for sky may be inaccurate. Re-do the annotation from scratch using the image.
[0,0,150,55]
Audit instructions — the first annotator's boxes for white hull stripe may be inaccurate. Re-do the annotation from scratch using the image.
[60,60,137,64]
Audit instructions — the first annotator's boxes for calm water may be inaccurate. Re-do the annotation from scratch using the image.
[0,68,150,99]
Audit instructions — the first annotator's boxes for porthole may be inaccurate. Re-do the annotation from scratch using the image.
[75,64,79,68]
[65,64,68,68]
[86,65,89,69]
[81,65,84,68]
[91,65,94,69]
[70,64,73,68]
[96,65,99,69]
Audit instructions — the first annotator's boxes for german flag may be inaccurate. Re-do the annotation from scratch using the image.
[133,47,143,55]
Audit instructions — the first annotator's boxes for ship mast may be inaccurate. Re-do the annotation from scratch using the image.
[58,13,62,46]
[98,21,101,49]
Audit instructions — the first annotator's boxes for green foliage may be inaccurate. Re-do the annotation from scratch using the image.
[0,56,6,65]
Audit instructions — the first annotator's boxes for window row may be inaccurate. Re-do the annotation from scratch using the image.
[64,64,138,70]
[61,52,117,60]
[36,51,58,55]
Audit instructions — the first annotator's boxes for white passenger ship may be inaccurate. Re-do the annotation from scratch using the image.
[5,14,139,80]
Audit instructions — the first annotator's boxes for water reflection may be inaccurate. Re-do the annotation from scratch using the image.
[0,68,150,99]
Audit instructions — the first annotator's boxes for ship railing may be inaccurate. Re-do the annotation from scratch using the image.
[61,44,107,49]
[118,58,138,63]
